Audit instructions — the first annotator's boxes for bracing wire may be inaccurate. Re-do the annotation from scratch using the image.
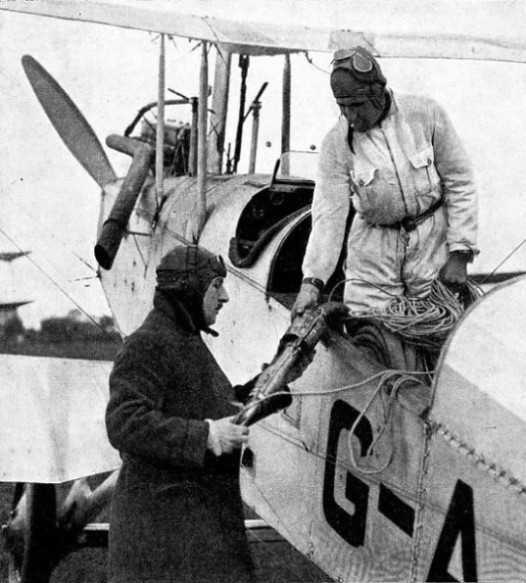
[303,52,331,75]
[4,191,97,274]
[0,227,123,342]
[2,170,274,347]
[481,237,526,284]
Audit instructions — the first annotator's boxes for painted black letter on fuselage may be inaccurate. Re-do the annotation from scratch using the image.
[323,399,373,547]
[427,479,477,582]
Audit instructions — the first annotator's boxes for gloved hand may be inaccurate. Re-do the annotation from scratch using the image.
[206,416,249,456]
[439,251,470,291]
[290,282,320,321]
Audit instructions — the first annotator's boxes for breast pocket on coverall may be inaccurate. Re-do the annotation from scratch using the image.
[351,162,405,225]
[407,146,441,212]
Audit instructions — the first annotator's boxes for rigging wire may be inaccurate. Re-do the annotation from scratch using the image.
[480,236,526,284]
[303,51,331,75]
[97,185,272,296]
[2,186,270,347]
[72,251,98,274]
[10,34,526,575]
[0,227,123,342]
[3,191,97,274]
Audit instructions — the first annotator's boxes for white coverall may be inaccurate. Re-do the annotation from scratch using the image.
[302,92,478,312]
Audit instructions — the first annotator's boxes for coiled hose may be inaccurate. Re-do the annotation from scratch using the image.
[349,278,483,351]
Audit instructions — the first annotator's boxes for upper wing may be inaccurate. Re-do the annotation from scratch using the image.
[1,0,525,62]
[0,354,120,483]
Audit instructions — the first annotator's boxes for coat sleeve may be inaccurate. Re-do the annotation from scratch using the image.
[302,123,352,284]
[105,333,209,468]
[431,101,478,255]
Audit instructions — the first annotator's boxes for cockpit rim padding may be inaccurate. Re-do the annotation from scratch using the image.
[229,206,310,268]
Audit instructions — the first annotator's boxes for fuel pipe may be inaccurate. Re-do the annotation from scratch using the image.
[234,302,349,426]
[94,135,153,270]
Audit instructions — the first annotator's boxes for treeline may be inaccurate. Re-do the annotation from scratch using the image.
[0,313,122,360]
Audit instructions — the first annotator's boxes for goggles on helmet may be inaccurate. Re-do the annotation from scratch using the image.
[331,47,386,86]
[333,48,373,73]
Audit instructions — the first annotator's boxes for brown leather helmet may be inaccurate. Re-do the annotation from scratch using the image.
[156,244,226,299]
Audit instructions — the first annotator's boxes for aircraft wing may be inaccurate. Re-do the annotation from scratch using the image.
[1,0,525,62]
[432,275,526,484]
[0,354,120,483]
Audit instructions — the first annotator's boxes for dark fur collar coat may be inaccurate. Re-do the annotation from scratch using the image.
[106,291,255,583]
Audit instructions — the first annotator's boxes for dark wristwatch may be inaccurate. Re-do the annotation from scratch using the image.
[302,277,324,292]
[452,249,474,261]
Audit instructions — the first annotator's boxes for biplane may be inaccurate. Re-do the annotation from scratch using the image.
[1,1,526,582]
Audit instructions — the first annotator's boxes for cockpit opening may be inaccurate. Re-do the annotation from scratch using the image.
[229,153,353,309]
[267,211,351,310]
[228,163,315,268]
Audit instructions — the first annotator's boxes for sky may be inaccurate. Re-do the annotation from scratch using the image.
[0,10,332,328]
[1,8,526,328]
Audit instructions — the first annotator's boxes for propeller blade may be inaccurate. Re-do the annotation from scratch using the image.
[22,55,117,188]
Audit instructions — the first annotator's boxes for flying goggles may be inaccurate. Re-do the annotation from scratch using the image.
[332,47,387,86]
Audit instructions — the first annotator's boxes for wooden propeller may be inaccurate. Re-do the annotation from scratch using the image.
[22,55,117,188]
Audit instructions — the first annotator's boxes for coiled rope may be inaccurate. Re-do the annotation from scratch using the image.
[341,278,484,351]
[238,279,483,472]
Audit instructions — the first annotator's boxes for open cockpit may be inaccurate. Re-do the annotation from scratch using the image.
[228,153,352,309]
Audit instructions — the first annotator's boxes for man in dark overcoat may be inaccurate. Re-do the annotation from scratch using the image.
[106,244,260,583]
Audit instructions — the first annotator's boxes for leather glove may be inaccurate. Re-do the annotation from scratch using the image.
[206,416,249,456]
[291,282,320,321]
[439,251,471,291]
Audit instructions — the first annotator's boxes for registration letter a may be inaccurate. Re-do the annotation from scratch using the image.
[427,480,477,582]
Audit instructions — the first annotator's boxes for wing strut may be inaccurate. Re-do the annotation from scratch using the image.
[155,34,166,206]
[281,54,291,175]
[233,55,250,174]
[208,45,232,175]
[194,41,209,242]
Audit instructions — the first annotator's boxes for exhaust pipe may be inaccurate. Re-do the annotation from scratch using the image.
[94,135,153,270]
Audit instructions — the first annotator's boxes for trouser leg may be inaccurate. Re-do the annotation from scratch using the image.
[403,207,447,298]
[343,210,448,312]
[343,216,405,312]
